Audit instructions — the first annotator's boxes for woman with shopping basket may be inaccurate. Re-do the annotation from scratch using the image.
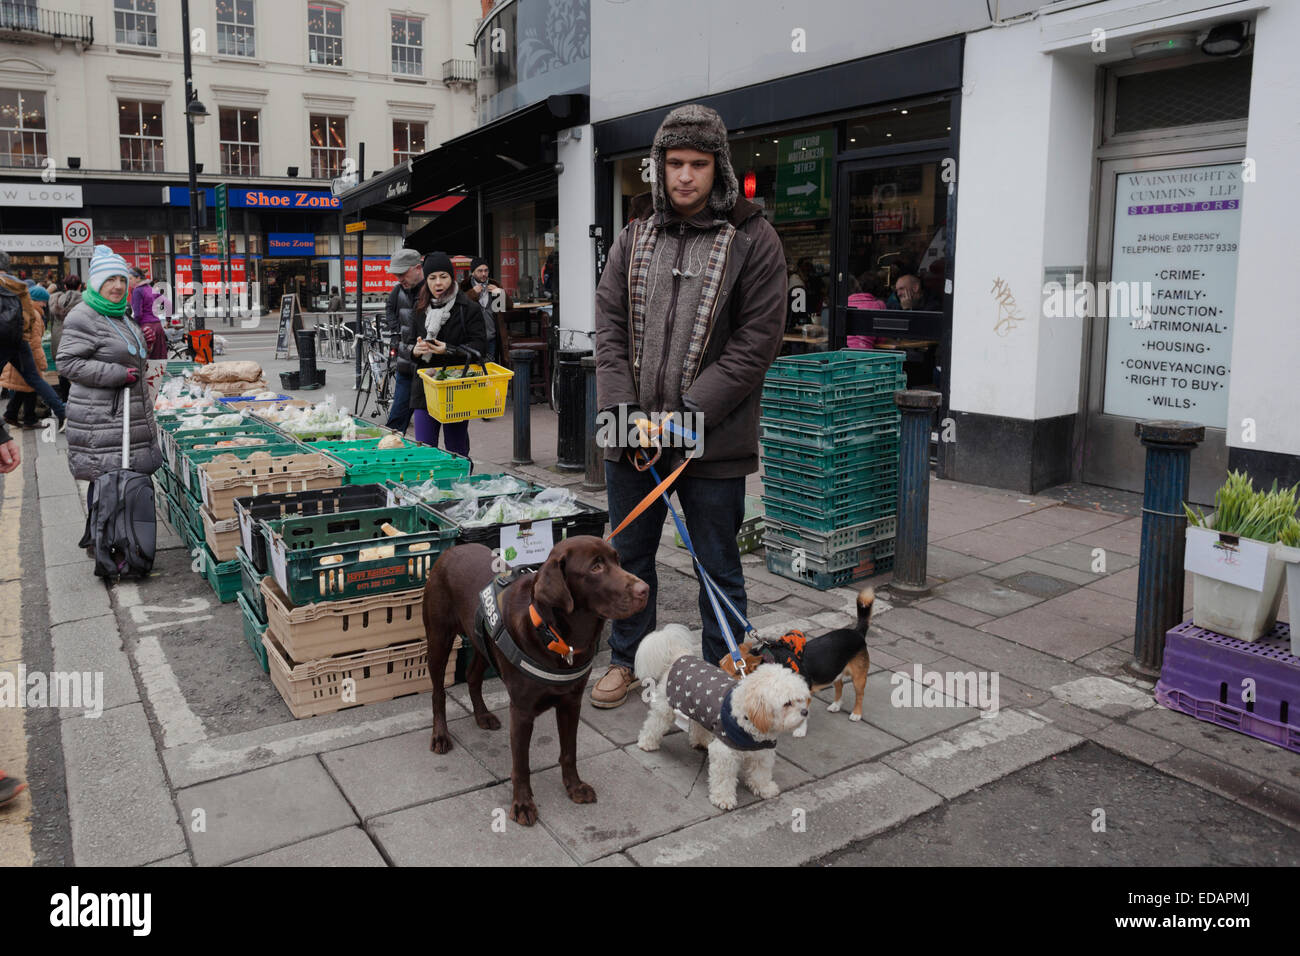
[395,251,490,456]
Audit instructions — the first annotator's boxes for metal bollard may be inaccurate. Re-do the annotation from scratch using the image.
[890,389,942,600]
[581,356,604,492]
[1131,421,1204,678]
[511,348,535,466]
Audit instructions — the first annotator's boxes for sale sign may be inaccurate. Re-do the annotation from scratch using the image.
[175,257,248,296]
[343,257,393,294]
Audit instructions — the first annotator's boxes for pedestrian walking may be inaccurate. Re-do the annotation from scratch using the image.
[57,245,162,530]
[2,284,50,429]
[49,275,83,403]
[0,251,65,429]
[128,267,166,359]
[328,286,343,314]
[590,104,787,707]
[396,251,489,455]
[384,248,424,434]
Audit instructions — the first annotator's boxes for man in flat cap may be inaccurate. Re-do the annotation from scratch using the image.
[384,247,424,433]
[592,104,786,707]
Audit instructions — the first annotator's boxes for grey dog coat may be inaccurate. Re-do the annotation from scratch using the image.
[664,656,774,751]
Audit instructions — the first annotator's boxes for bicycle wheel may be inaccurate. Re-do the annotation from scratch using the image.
[374,368,395,419]
[354,361,373,417]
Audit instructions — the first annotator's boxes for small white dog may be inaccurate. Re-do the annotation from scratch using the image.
[634,624,812,811]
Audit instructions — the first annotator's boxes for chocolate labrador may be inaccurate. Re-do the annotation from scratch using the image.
[422,535,648,826]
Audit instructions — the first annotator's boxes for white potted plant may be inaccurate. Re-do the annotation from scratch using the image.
[1274,517,1300,656]
[1183,472,1297,641]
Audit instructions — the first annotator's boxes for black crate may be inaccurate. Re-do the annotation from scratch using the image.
[234,483,391,573]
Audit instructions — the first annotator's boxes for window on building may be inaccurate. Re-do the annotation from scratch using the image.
[307,2,343,67]
[219,107,259,175]
[216,0,255,57]
[119,99,164,172]
[1,1,39,31]
[391,15,423,75]
[309,113,346,178]
[392,120,425,165]
[115,0,158,47]
[0,90,47,168]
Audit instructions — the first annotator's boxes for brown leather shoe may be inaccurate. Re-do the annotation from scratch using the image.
[590,664,639,709]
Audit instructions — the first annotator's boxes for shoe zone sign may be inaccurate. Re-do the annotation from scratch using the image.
[165,187,340,210]
[268,233,316,256]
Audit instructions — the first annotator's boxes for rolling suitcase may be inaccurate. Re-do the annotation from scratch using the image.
[87,384,156,579]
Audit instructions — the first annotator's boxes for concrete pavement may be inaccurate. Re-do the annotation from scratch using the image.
[3,378,1298,866]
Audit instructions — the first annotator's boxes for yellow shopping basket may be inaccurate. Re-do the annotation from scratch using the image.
[418,362,514,424]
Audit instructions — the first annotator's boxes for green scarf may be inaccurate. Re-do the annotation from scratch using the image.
[84,286,127,317]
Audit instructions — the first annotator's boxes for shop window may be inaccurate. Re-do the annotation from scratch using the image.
[309,113,346,178]
[391,15,423,76]
[1112,57,1252,135]
[307,1,343,67]
[844,100,950,150]
[0,89,47,168]
[115,0,158,47]
[216,0,255,57]
[118,99,164,173]
[219,107,259,175]
[491,198,558,302]
[393,120,425,165]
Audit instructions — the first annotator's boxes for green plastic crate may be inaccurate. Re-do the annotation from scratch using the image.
[675,495,764,554]
[761,514,896,553]
[764,538,894,591]
[761,455,897,493]
[761,370,905,406]
[165,360,200,376]
[763,350,905,388]
[759,433,899,470]
[323,445,472,487]
[203,545,241,603]
[42,336,55,370]
[237,545,266,621]
[307,438,385,455]
[761,491,896,532]
[236,591,270,673]
[276,417,393,443]
[762,473,897,514]
[153,465,177,499]
[263,505,460,605]
[759,389,903,426]
[759,418,899,452]
[168,423,278,472]
[178,439,305,493]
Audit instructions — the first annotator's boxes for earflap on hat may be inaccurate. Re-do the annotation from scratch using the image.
[650,104,740,216]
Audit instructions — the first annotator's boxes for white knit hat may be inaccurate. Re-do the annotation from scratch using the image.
[88,244,129,294]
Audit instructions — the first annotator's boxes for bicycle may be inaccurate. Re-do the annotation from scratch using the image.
[354,317,397,419]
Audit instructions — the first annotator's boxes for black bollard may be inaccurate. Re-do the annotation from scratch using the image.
[296,329,323,390]
[511,348,535,466]
[890,389,942,599]
[581,356,604,492]
[1131,421,1204,678]
[556,349,592,471]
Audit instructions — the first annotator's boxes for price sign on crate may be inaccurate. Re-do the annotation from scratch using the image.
[500,521,554,568]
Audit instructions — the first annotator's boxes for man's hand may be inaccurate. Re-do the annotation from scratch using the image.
[0,439,19,474]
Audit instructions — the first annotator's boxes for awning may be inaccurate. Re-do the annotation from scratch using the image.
[336,93,588,220]
[404,193,480,256]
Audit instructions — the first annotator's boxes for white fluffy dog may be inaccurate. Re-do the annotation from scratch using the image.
[634,624,812,810]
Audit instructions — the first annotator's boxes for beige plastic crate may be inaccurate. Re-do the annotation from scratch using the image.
[263,632,458,719]
[201,505,242,563]
[198,452,345,520]
[261,575,427,660]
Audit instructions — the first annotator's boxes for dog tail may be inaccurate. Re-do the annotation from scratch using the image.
[855,587,875,636]
[634,623,694,684]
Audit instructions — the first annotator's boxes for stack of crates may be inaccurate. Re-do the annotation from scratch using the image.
[759,350,905,590]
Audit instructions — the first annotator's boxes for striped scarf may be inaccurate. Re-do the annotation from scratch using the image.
[627,216,736,394]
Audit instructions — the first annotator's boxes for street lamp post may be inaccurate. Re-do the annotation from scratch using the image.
[181,0,209,330]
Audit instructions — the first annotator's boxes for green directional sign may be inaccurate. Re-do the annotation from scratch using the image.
[774,129,832,224]
[215,183,228,256]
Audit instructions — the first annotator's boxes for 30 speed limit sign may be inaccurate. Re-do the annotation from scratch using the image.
[62,218,93,258]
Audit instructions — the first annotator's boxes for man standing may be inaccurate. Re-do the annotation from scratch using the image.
[460,257,508,363]
[384,248,423,433]
[591,104,786,707]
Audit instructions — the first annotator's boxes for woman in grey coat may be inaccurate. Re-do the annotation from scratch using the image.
[56,245,162,484]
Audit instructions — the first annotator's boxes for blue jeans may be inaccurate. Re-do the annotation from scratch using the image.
[386,372,413,434]
[604,456,747,668]
[0,341,64,420]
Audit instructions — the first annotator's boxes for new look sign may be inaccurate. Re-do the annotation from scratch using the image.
[267,233,316,256]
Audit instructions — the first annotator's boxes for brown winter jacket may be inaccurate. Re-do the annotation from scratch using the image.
[0,310,45,392]
[594,196,786,478]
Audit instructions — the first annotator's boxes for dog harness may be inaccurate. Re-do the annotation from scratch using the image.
[664,656,775,752]
[470,569,595,686]
[755,629,808,674]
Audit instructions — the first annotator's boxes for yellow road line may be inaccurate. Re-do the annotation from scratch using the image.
[0,457,34,866]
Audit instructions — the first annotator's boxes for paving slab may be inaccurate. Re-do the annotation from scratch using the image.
[1073,524,1144,558]
[1030,540,1138,574]
[1049,675,1153,718]
[881,709,1083,799]
[370,780,576,867]
[1001,570,1076,600]
[978,605,1124,661]
[980,554,1101,586]
[46,562,110,625]
[855,668,983,740]
[35,455,76,497]
[322,728,496,820]
[176,756,357,866]
[231,827,388,867]
[921,656,1046,713]
[589,853,636,866]
[39,492,87,528]
[1031,588,1137,637]
[912,597,993,627]
[61,702,187,867]
[979,516,1082,548]
[447,707,617,781]
[1130,706,1300,792]
[871,632,950,665]
[1155,749,1265,806]
[49,613,139,719]
[1013,506,1128,535]
[145,854,193,867]
[1072,642,1137,679]
[778,695,906,777]
[932,529,1041,563]
[933,574,1043,616]
[40,526,93,569]
[580,692,663,747]
[925,546,995,581]
[622,732,811,808]
[625,761,943,867]
[1023,698,1113,736]
[1090,722,1183,766]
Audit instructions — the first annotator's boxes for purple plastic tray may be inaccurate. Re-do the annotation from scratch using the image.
[1156,620,1300,754]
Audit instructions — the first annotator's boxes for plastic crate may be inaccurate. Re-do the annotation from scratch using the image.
[762,513,897,554]
[236,591,270,674]
[261,575,428,661]
[218,392,290,405]
[178,440,305,493]
[384,473,547,509]
[762,473,897,514]
[765,538,894,591]
[167,423,275,469]
[760,369,905,404]
[197,451,345,520]
[758,391,903,426]
[165,360,199,377]
[760,455,897,493]
[427,495,608,551]
[675,496,764,554]
[762,492,896,532]
[154,464,177,499]
[759,434,900,471]
[202,545,241,604]
[263,505,459,605]
[1155,620,1300,753]
[323,444,472,486]
[237,545,266,621]
[277,417,393,443]
[235,484,392,573]
[418,363,514,424]
[763,350,905,388]
[764,523,895,574]
[263,631,458,719]
[759,417,899,452]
